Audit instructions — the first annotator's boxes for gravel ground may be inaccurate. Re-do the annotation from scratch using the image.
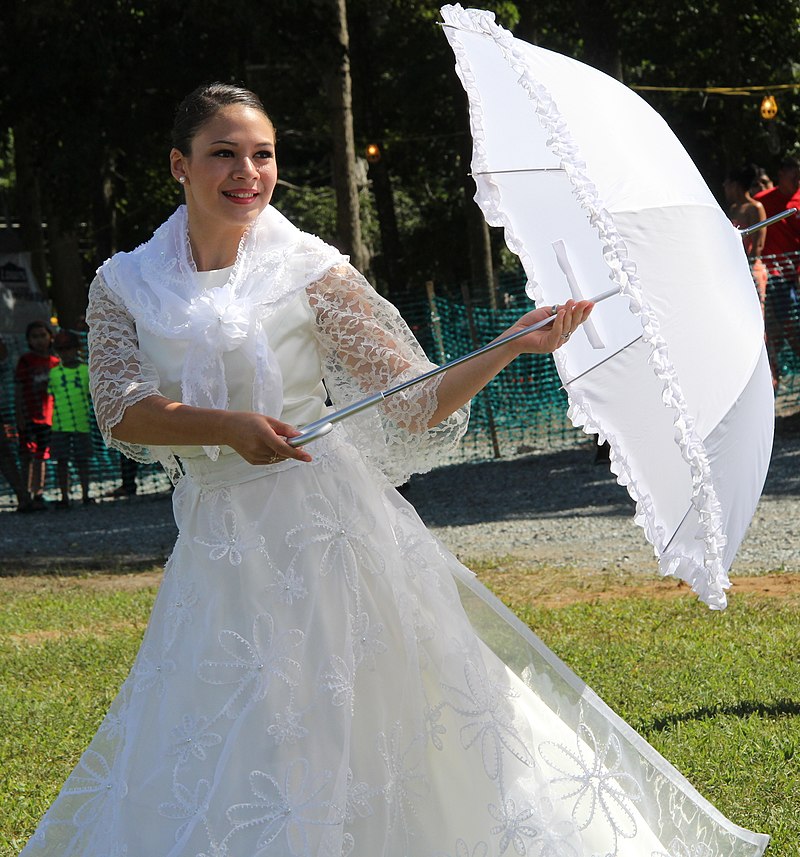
[2,420,799,576]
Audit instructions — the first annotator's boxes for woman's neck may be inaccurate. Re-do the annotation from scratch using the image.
[187,222,245,272]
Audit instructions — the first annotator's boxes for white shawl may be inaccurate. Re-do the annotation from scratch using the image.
[99,205,346,460]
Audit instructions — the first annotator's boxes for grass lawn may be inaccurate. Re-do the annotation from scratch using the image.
[1,564,798,856]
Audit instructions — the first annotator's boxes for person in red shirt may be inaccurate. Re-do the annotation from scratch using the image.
[15,320,59,510]
[754,156,800,389]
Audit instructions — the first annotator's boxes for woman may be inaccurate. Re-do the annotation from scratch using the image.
[724,164,767,259]
[20,84,767,857]
[724,164,769,311]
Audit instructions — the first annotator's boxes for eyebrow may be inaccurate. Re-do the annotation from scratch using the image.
[209,139,274,147]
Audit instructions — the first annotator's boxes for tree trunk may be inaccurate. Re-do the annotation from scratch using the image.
[576,0,623,81]
[368,154,403,298]
[48,216,87,330]
[460,137,495,308]
[13,122,48,295]
[94,148,118,263]
[326,0,368,273]
[357,3,402,297]
[466,197,495,308]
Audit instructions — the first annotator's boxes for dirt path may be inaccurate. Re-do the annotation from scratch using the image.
[2,565,797,612]
[3,425,798,607]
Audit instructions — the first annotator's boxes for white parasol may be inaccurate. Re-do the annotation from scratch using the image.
[439,4,774,608]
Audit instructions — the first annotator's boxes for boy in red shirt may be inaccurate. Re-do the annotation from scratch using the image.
[15,320,58,510]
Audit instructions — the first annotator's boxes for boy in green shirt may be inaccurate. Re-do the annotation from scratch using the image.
[49,331,94,507]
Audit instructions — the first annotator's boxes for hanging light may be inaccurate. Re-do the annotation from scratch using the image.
[760,94,778,120]
[365,143,381,163]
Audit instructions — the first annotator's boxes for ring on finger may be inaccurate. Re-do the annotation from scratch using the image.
[561,331,571,340]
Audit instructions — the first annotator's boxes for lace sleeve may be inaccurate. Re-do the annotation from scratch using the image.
[86,272,163,463]
[307,264,468,485]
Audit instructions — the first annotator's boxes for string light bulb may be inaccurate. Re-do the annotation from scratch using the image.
[760,94,778,120]
[365,143,381,164]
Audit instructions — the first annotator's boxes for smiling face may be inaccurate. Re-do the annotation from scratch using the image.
[170,105,277,266]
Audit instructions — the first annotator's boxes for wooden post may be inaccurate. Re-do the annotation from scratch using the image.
[425,281,446,364]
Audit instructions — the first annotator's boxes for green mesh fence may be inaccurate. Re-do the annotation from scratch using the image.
[1,256,797,510]
[403,291,582,464]
[1,331,171,510]
[761,251,800,415]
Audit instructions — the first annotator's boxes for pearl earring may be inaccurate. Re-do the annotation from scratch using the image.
[179,176,186,184]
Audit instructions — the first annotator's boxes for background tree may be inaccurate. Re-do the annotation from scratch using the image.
[517,0,800,187]
[326,0,369,273]
[1,0,799,324]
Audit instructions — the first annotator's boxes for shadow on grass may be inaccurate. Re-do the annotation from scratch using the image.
[409,431,800,529]
[0,492,177,577]
[407,445,635,528]
[0,557,165,578]
[646,697,800,732]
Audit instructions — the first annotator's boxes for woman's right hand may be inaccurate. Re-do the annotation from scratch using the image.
[221,411,312,465]
[110,396,313,465]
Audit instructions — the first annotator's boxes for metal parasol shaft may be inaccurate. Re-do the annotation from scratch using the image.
[738,207,797,236]
[289,286,619,447]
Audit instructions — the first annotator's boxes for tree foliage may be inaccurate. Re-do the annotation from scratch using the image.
[1,0,799,319]
[517,0,800,184]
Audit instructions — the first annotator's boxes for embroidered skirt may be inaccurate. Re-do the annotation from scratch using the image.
[20,434,767,857]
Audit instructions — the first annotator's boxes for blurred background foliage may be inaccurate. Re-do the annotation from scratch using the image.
[1,0,799,321]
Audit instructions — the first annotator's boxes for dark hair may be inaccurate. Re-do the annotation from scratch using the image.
[171,83,273,153]
[54,331,80,350]
[25,320,52,342]
[779,156,800,173]
[726,163,758,190]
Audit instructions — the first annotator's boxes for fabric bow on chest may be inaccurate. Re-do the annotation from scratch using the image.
[188,283,251,352]
[183,283,283,459]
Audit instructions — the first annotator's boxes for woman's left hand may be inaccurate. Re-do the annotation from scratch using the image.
[428,298,595,427]
[506,299,594,356]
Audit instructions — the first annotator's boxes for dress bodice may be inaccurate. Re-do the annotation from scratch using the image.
[135,267,329,460]
[87,256,468,486]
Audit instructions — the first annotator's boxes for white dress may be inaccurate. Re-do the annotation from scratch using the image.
[19,255,768,857]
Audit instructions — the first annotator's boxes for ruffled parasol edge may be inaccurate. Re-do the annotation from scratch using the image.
[441,4,730,608]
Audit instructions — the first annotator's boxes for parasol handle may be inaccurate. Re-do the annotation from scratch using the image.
[738,207,797,237]
[289,286,619,448]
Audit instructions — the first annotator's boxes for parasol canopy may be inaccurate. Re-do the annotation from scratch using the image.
[441,4,774,608]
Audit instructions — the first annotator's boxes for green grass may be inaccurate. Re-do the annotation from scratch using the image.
[515,594,800,854]
[1,579,156,856]
[1,571,799,855]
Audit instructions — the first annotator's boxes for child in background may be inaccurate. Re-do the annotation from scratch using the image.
[49,331,94,507]
[0,337,31,512]
[15,320,58,511]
